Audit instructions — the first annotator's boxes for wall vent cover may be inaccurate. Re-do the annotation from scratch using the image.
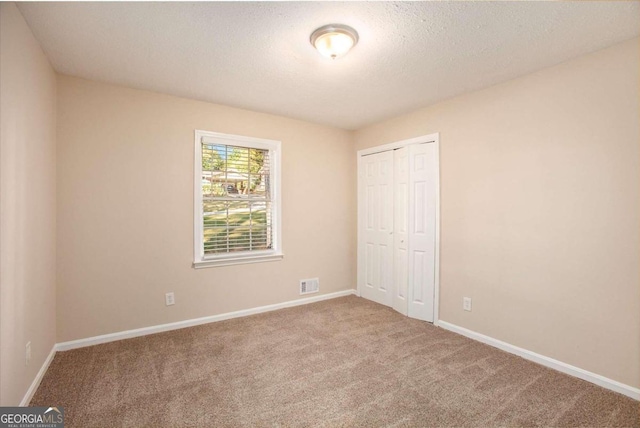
[300,278,319,295]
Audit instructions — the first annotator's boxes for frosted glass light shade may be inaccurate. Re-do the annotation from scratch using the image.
[310,24,359,59]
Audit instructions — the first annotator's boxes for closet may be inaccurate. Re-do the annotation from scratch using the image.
[357,136,439,322]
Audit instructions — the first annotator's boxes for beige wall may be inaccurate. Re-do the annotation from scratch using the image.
[0,3,57,405]
[354,38,640,388]
[56,75,355,343]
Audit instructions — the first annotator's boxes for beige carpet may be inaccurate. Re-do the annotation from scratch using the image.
[31,296,639,427]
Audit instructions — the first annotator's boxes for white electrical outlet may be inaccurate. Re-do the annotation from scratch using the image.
[165,292,175,306]
[26,341,31,365]
[463,297,472,312]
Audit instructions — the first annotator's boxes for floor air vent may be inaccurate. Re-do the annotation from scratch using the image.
[300,278,319,295]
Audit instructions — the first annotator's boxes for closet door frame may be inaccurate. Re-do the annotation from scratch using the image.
[356,133,441,324]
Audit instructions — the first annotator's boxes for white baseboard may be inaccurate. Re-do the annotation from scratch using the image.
[436,320,640,401]
[20,345,56,406]
[56,289,357,352]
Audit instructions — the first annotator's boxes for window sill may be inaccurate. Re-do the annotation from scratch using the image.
[193,253,284,269]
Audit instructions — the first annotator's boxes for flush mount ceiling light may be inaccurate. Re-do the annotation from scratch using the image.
[310,24,359,59]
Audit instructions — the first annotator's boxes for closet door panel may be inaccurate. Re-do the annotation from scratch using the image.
[393,147,409,315]
[359,150,394,307]
[408,143,437,322]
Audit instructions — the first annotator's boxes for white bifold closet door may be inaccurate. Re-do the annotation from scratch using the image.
[360,150,394,307]
[407,143,437,322]
[359,143,436,322]
[392,147,409,315]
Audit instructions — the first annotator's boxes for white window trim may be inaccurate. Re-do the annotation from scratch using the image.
[193,130,283,269]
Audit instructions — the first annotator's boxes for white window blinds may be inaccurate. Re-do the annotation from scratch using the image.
[201,142,273,254]
[194,130,282,268]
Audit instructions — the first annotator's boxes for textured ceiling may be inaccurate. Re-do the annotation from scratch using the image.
[18,2,640,130]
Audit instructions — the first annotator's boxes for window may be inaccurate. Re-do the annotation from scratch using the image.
[194,130,282,268]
